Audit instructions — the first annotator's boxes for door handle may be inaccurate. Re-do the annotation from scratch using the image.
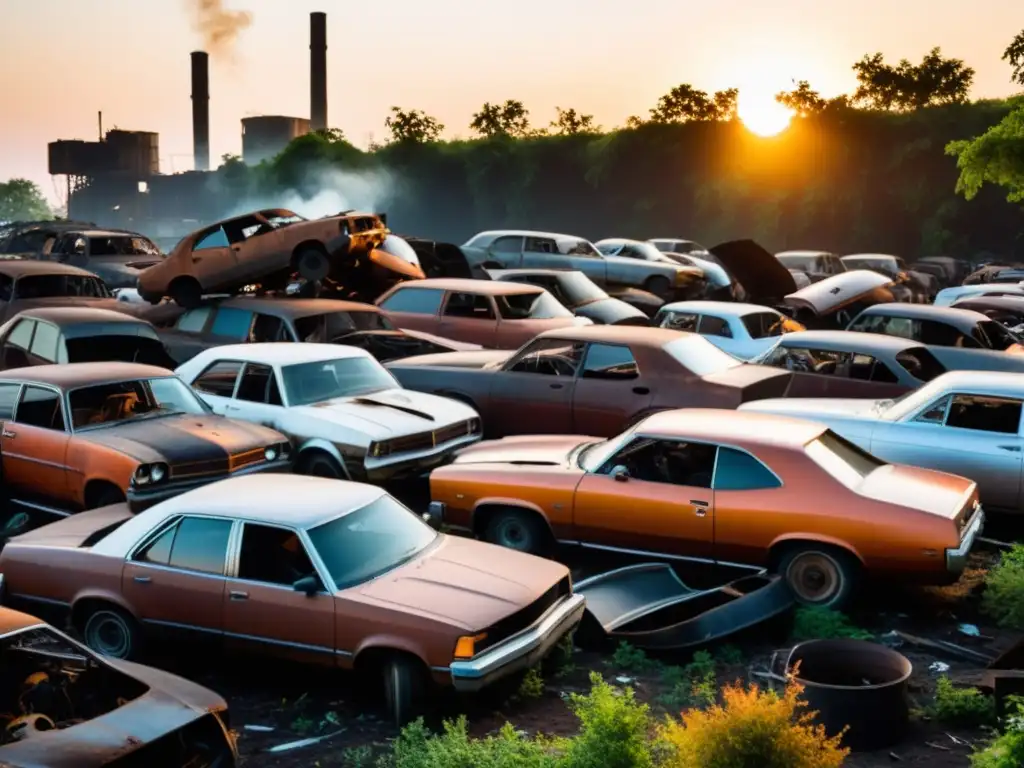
[1,429,14,439]
[224,404,240,410]
[632,386,650,395]
[998,445,1022,452]
[229,590,249,601]
[690,499,709,506]
[133,576,151,584]
[550,383,563,389]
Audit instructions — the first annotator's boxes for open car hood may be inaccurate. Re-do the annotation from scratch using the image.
[709,239,797,301]
[783,270,894,316]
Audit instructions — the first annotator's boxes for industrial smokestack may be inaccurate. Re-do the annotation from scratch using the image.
[191,51,210,171]
[310,12,327,132]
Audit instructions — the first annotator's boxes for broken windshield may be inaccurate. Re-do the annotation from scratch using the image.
[69,376,210,430]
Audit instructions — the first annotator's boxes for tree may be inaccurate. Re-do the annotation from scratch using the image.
[649,84,738,123]
[853,47,974,110]
[775,80,827,116]
[549,107,599,135]
[0,179,51,222]
[384,106,444,143]
[946,102,1024,202]
[469,100,531,138]
[1005,31,1024,87]
[312,127,346,143]
[624,115,645,129]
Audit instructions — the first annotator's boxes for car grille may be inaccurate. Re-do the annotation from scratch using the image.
[385,420,475,455]
[230,447,266,471]
[107,713,235,767]
[476,575,572,654]
[171,450,265,480]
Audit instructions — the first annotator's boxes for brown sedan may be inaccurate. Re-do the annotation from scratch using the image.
[0,475,585,725]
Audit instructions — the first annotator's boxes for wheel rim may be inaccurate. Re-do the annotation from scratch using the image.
[0,512,29,538]
[786,552,842,604]
[496,518,531,550]
[86,613,130,658]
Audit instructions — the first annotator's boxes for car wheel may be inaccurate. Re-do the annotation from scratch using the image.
[778,546,858,609]
[296,248,331,282]
[382,655,427,727]
[483,509,548,555]
[88,486,126,509]
[169,277,202,309]
[644,275,671,298]
[83,607,140,660]
[0,511,31,539]
[297,452,349,480]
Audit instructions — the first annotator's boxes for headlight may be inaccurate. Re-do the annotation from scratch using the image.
[467,418,481,435]
[453,632,487,660]
[368,441,390,458]
[264,446,278,462]
[133,462,169,486]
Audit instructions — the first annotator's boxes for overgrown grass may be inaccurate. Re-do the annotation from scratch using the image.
[971,695,1024,768]
[791,607,873,641]
[658,651,717,713]
[982,544,1024,630]
[928,676,996,726]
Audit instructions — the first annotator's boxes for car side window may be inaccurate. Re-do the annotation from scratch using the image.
[237,524,316,586]
[210,308,254,339]
[847,314,886,334]
[881,316,919,340]
[945,395,1023,434]
[175,308,211,333]
[505,339,585,377]
[581,343,639,380]
[490,236,523,254]
[524,237,557,253]
[194,227,229,251]
[379,288,444,315]
[0,383,20,420]
[918,320,970,347]
[236,363,282,405]
[779,347,844,374]
[658,311,698,332]
[14,385,65,431]
[914,395,951,424]
[250,313,288,342]
[193,360,243,397]
[698,315,733,338]
[162,517,232,574]
[2,319,34,369]
[135,521,178,565]
[28,322,60,363]
[598,437,717,488]
[713,447,781,490]
[443,292,495,319]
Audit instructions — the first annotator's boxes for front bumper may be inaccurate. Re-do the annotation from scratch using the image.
[449,593,586,693]
[364,435,481,482]
[126,458,293,512]
[946,505,985,573]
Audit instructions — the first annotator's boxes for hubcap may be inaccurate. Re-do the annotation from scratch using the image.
[787,553,841,603]
[498,520,528,550]
[88,615,129,657]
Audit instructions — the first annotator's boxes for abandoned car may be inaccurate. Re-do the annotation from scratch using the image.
[38,228,164,290]
[0,261,124,325]
[486,269,650,326]
[846,303,1024,353]
[654,301,805,360]
[951,295,1024,333]
[0,475,585,725]
[775,250,846,284]
[428,408,984,608]
[593,239,707,299]
[176,343,482,482]
[935,282,1024,307]
[840,254,934,303]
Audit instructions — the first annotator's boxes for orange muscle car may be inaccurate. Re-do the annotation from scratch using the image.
[428,408,985,608]
[0,362,291,530]
[0,475,584,726]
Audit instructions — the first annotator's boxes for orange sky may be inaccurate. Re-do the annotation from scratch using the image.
[2,0,1022,205]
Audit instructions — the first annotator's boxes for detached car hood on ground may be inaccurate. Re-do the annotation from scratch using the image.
[451,435,589,466]
[387,349,512,370]
[709,239,798,301]
[299,388,476,438]
[354,534,568,629]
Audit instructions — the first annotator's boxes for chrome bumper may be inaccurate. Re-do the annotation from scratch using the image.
[946,505,985,573]
[127,458,293,512]
[449,593,586,693]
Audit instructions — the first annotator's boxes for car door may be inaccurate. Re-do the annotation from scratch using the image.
[227,362,287,431]
[189,359,244,412]
[522,236,567,270]
[572,437,716,558]
[0,319,36,370]
[222,522,335,664]
[572,342,652,436]
[1,384,71,506]
[189,226,236,289]
[487,338,583,435]
[377,287,444,335]
[437,291,499,347]
[870,393,1023,510]
[121,515,233,640]
[161,307,216,363]
[484,235,525,268]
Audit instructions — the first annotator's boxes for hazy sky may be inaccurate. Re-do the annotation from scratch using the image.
[2,0,1021,205]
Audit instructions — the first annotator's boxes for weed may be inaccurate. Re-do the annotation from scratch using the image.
[560,672,656,768]
[714,644,744,665]
[552,632,577,678]
[611,641,659,673]
[791,607,873,641]
[518,667,546,700]
[969,695,1024,767]
[657,651,718,713]
[982,544,1024,630]
[341,745,375,766]
[928,676,996,726]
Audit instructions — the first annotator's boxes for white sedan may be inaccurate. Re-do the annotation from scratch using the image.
[653,300,805,360]
[176,343,482,482]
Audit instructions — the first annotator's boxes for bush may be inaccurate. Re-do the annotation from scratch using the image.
[559,672,655,768]
[659,680,849,768]
[982,544,1024,629]
[791,607,873,641]
[382,717,557,768]
[658,651,717,712]
[971,695,1024,768]
[929,676,996,726]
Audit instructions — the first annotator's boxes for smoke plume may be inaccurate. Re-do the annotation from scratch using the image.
[186,0,252,57]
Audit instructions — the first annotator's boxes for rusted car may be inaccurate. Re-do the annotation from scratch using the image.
[952,295,1024,332]
[428,408,984,608]
[775,250,846,283]
[0,606,236,766]
[846,303,1024,354]
[386,326,792,437]
[0,362,291,529]
[485,269,650,326]
[0,261,122,324]
[137,209,425,308]
[376,278,591,348]
[0,475,585,725]
[37,227,164,290]
[0,307,177,371]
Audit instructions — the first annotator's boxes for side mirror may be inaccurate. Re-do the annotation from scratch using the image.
[611,465,630,482]
[422,501,445,530]
[292,575,321,596]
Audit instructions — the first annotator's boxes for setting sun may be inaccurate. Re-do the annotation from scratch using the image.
[737,90,794,137]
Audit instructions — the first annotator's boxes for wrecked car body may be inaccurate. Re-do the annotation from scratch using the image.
[846,303,1024,354]
[654,300,805,360]
[486,268,650,326]
[775,250,846,284]
[39,229,164,291]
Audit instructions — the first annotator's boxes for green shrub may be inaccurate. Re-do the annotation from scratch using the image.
[381,717,556,768]
[714,645,744,665]
[559,672,655,768]
[517,667,546,700]
[970,695,1024,768]
[658,651,718,713]
[791,607,873,641]
[929,676,996,726]
[611,641,659,673]
[982,544,1024,629]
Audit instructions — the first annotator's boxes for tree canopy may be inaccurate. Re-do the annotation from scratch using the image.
[385,107,445,144]
[0,179,51,222]
[470,100,531,138]
[648,85,738,123]
[947,100,1024,202]
[1004,30,1024,87]
[852,47,974,110]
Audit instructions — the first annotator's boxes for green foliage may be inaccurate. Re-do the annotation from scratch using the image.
[714,645,744,666]
[382,718,557,768]
[658,651,718,713]
[385,107,444,144]
[341,744,375,766]
[971,695,1024,768]
[560,672,655,768]
[981,543,1024,627]
[551,632,577,678]
[611,642,659,673]
[1004,31,1024,87]
[517,667,546,700]
[648,85,737,123]
[0,179,51,222]
[550,108,599,136]
[928,677,996,726]
[791,607,873,641]
[853,47,975,110]
[947,102,1024,203]
[470,100,531,138]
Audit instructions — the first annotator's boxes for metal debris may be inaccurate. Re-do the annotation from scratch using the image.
[957,623,981,637]
[243,724,275,732]
[266,729,346,753]
[929,662,951,673]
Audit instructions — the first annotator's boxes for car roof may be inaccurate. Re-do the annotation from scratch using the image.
[487,268,580,280]
[595,238,646,246]
[638,408,827,449]
[856,303,989,327]
[0,607,46,637]
[658,301,778,318]
[779,330,922,352]
[842,253,899,261]
[79,230,147,238]
[390,278,541,295]
[0,261,97,278]
[469,230,587,241]
[0,362,173,388]
[537,324,683,346]
[151,475,388,528]
[776,250,833,258]
[16,307,148,326]
[205,296,379,318]
[191,342,371,366]
[926,370,1024,398]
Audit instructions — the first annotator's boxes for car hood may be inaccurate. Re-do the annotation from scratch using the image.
[353,534,569,629]
[602,254,696,277]
[784,270,894,316]
[295,388,475,437]
[708,240,798,300]
[739,397,889,420]
[387,349,512,370]
[451,434,591,467]
[574,297,650,325]
[78,414,283,464]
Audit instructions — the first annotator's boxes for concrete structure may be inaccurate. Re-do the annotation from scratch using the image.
[310,12,327,131]
[241,116,311,165]
[191,51,210,172]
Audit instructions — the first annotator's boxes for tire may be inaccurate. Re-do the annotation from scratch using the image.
[644,275,671,298]
[777,545,859,609]
[0,510,31,539]
[83,607,140,660]
[88,486,126,510]
[297,451,349,480]
[169,278,202,309]
[296,248,331,282]
[483,509,550,555]
[381,655,427,727]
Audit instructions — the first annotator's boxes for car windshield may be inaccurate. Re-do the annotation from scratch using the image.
[88,236,161,258]
[804,430,884,489]
[776,254,822,271]
[263,212,306,228]
[556,272,607,304]
[306,495,437,589]
[741,311,803,339]
[69,376,209,430]
[843,257,897,276]
[495,291,573,319]
[577,432,634,473]
[281,357,397,405]
[555,237,600,257]
[13,274,110,299]
[975,319,1023,350]
[662,335,744,376]
[293,311,393,343]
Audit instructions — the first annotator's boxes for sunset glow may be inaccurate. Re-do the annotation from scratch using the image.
[736,90,793,137]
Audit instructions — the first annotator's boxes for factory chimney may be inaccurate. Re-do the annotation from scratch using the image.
[191,51,210,172]
[310,12,327,132]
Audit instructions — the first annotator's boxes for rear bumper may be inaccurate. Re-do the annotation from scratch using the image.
[449,593,586,693]
[946,505,985,573]
[127,459,293,512]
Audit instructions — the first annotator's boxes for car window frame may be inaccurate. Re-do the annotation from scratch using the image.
[128,514,236,577]
[175,307,213,334]
[379,287,445,316]
[192,358,245,398]
[489,235,525,255]
[441,291,496,320]
[209,307,256,340]
[12,383,67,432]
[595,435,719,488]
[0,381,23,420]
[579,342,640,380]
[234,361,283,406]
[925,393,1024,434]
[28,321,61,364]
[500,337,586,377]
[229,521,324,590]
[712,445,783,490]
